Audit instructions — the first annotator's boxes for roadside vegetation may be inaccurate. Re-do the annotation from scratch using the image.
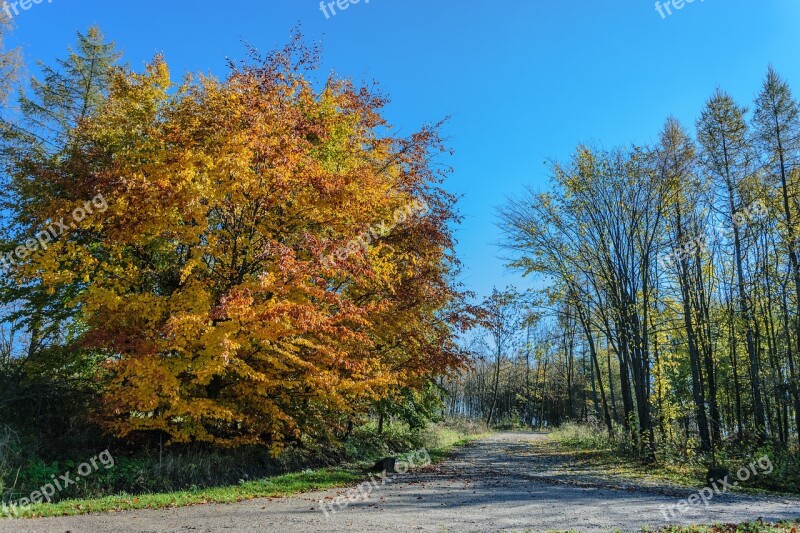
[0,24,484,519]
[0,419,486,518]
[442,65,800,504]
[548,423,800,495]
[1,7,799,533]
[651,521,800,532]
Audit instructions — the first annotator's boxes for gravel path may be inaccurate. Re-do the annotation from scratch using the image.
[1,432,798,532]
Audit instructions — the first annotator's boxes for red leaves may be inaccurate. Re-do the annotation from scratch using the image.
[37,36,470,450]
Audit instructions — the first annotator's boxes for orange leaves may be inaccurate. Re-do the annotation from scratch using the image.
[30,37,469,449]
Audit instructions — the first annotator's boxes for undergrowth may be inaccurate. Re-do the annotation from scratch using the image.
[548,422,800,494]
[0,418,487,508]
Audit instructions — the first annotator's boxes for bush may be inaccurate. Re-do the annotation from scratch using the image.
[549,422,616,450]
[0,425,23,501]
[741,448,800,493]
[0,418,486,504]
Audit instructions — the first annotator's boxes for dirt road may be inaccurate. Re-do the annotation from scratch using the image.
[2,432,798,532]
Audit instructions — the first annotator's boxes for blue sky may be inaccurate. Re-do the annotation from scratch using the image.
[6,0,800,299]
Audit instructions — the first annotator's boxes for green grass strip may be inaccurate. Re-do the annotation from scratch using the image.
[1,431,487,519]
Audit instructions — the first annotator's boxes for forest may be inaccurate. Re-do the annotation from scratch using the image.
[0,12,799,531]
[0,26,483,501]
[447,70,800,479]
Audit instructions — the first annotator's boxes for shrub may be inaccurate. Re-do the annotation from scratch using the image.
[549,422,615,450]
[0,418,486,504]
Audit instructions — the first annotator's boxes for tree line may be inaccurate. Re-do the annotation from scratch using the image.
[449,68,800,462]
[0,27,472,456]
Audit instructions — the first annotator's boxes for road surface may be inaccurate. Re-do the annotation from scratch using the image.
[2,432,798,532]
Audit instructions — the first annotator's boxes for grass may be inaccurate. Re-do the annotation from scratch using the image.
[545,425,800,532]
[2,468,363,518]
[648,521,800,532]
[540,427,701,491]
[0,422,487,519]
[546,424,798,496]
[532,526,800,533]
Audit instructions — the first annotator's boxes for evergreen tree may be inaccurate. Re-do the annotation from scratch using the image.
[0,27,119,372]
[697,90,767,442]
[753,66,800,444]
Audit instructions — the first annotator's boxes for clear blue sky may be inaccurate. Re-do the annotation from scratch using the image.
[6,0,800,299]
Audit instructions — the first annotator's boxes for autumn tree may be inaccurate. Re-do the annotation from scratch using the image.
[697,89,768,441]
[8,36,469,452]
[753,66,800,444]
[0,27,119,449]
